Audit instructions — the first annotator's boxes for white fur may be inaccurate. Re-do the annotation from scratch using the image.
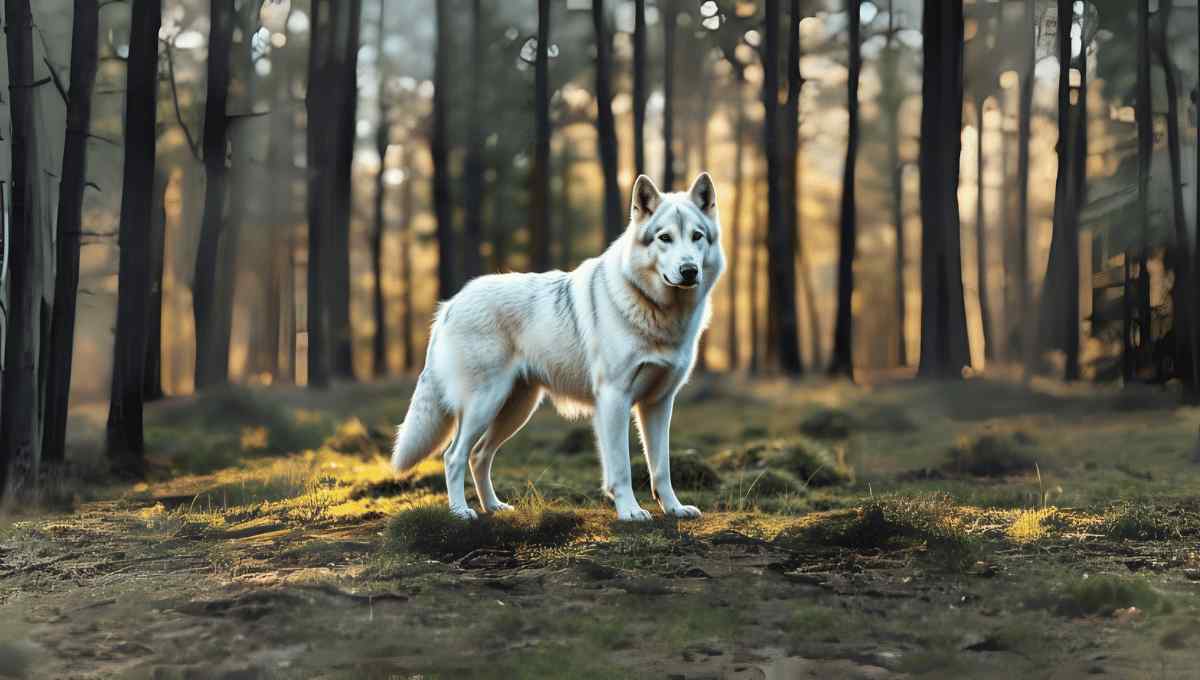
[392,174,725,521]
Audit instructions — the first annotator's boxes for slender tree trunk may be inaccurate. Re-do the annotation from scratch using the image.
[749,173,766,375]
[307,0,334,388]
[106,0,161,474]
[462,0,485,282]
[882,8,907,368]
[781,0,805,374]
[1001,104,1014,359]
[975,97,995,364]
[330,0,362,380]
[1017,0,1035,380]
[1,0,46,493]
[193,0,235,391]
[762,0,803,376]
[1157,0,1199,399]
[917,0,970,379]
[661,0,676,190]
[830,0,860,379]
[399,143,416,372]
[592,0,622,243]
[144,168,168,399]
[371,0,391,378]
[632,0,647,177]
[1132,0,1153,383]
[43,0,101,464]
[727,79,746,372]
[431,0,455,299]
[1194,0,1200,396]
[530,0,553,271]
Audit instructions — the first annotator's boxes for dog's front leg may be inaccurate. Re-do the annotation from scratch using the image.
[636,397,701,519]
[595,387,652,521]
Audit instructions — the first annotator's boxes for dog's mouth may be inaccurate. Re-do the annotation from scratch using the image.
[662,274,699,289]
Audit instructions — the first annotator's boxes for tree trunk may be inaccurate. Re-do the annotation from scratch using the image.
[782,0,806,375]
[43,0,101,464]
[830,0,860,379]
[371,0,391,378]
[307,0,334,388]
[975,97,995,364]
[762,0,803,376]
[917,0,970,379]
[105,0,161,475]
[1017,0,1035,380]
[726,78,746,372]
[749,173,767,375]
[1157,0,1199,399]
[399,143,416,372]
[144,168,168,400]
[1131,0,1153,383]
[1,0,47,493]
[192,0,235,391]
[529,0,552,271]
[592,0,622,243]
[330,0,362,380]
[431,0,456,299]
[632,0,647,177]
[882,5,907,368]
[462,0,484,282]
[661,0,676,190]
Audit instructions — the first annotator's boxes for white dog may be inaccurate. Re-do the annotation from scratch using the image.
[391,173,725,521]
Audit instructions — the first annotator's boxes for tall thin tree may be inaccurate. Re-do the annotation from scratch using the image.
[43,0,101,464]
[371,0,393,377]
[784,0,806,375]
[330,0,363,379]
[462,0,485,281]
[661,0,677,190]
[529,0,553,271]
[830,0,861,379]
[431,0,456,299]
[1016,0,1035,380]
[881,0,907,366]
[726,76,747,372]
[592,0,623,242]
[632,0,647,177]
[1132,0,1153,383]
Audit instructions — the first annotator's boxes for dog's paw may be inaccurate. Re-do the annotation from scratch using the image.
[663,504,702,519]
[449,505,479,520]
[484,501,515,513]
[616,506,654,522]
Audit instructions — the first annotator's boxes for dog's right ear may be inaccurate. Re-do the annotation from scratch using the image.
[630,175,662,222]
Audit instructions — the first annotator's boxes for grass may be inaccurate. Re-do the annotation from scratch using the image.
[943,431,1040,477]
[709,437,852,487]
[1038,575,1174,618]
[387,503,587,559]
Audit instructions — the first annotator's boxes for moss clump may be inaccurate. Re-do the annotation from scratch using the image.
[943,432,1039,477]
[722,469,805,499]
[632,455,721,491]
[387,504,584,559]
[322,418,383,456]
[1047,576,1172,618]
[710,437,851,487]
[799,408,857,440]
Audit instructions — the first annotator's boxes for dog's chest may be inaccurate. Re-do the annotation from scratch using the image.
[628,360,681,404]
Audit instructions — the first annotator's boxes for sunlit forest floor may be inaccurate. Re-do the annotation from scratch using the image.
[3,375,1200,678]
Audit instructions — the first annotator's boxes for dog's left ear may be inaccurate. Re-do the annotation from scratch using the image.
[688,173,717,215]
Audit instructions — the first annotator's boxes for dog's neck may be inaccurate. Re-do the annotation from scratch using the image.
[605,237,709,347]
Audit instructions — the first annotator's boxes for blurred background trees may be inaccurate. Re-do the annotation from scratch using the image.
[0,0,1197,495]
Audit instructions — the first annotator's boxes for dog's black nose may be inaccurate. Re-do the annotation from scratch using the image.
[679,264,699,284]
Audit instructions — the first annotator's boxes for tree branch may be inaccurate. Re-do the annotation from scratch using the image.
[163,42,202,162]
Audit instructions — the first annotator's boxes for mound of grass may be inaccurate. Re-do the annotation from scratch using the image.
[799,408,856,440]
[722,469,805,499]
[1042,575,1172,618]
[350,471,445,500]
[860,404,919,433]
[387,504,584,559]
[943,432,1039,478]
[632,455,721,491]
[710,437,851,487]
[1101,501,1200,540]
[322,418,386,456]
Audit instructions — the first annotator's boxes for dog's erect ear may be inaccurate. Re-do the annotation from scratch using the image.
[688,173,717,215]
[631,175,662,222]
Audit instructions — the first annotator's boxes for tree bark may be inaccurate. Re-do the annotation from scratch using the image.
[592,0,622,243]
[43,0,101,464]
[917,0,970,379]
[1017,0,1035,380]
[1130,0,1153,383]
[529,0,552,271]
[307,0,334,388]
[782,0,806,375]
[330,0,362,380]
[1,0,47,493]
[105,0,161,475]
[399,143,416,372]
[882,4,907,367]
[371,0,391,378]
[144,168,168,400]
[975,96,995,364]
[632,0,647,177]
[661,0,676,190]
[462,0,484,282]
[431,0,456,299]
[749,172,767,375]
[192,0,235,391]
[727,78,746,372]
[762,0,803,376]
[830,0,860,379]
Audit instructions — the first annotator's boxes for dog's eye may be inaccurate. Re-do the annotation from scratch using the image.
[657,233,672,244]
[692,232,704,242]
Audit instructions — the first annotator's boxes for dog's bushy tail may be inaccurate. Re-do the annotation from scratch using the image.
[391,368,455,472]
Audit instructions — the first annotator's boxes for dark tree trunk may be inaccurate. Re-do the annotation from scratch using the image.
[592,0,622,243]
[727,78,746,372]
[529,0,552,271]
[270,22,298,384]
[1194,0,1200,396]
[783,0,806,375]
[661,0,676,190]
[192,0,235,391]
[431,0,455,299]
[43,0,101,464]
[462,0,485,281]
[307,0,334,388]
[882,4,907,367]
[399,143,416,372]
[1017,0,1035,379]
[1131,0,1153,383]
[330,0,362,380]
[917,0,970,379]
[1158,0,1199,399]
[974,96,995,364]
[105,0,161,475]
[144,168,168,400]
[1,0,46,493]
[762,0,803,376]
[830,0,860,379]
[632,0,647,176]
[371,0,391,378]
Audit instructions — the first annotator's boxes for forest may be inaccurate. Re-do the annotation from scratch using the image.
[1,0,1199,677]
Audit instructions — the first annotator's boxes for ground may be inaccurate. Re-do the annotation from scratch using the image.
[3,376,1200,679]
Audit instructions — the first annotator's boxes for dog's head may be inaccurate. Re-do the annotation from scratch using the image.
[626,173,724,295]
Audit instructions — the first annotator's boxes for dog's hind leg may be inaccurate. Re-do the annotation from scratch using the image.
[444,376,514,520]
[470,380,542,513]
